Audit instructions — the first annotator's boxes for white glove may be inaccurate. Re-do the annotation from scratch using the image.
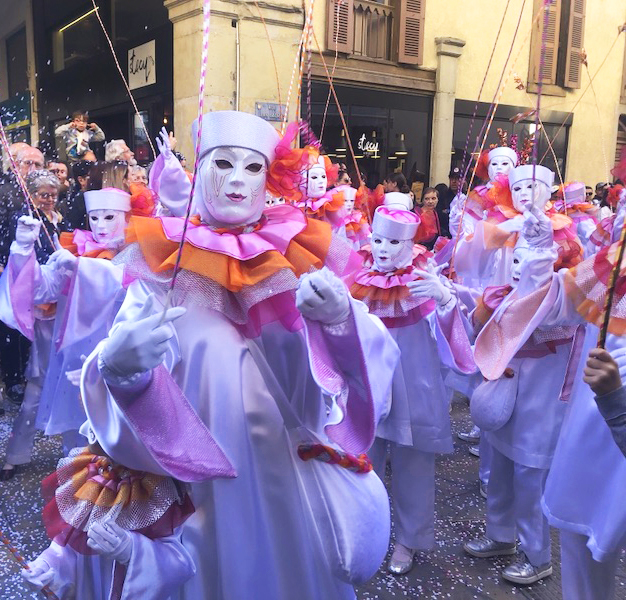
[21,556,55,591]
[296,267,350,325]
[496,215,525,234]
[100,294,186,378]
[47,248,78,272]
[14,215,41,251]
[155,127,173,159]
[407,266,453,307]
[610,347,626,382]
[87,521,132,566]
[521,205,553,248]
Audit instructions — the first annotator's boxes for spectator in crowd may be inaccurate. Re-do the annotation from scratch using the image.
[63,160,94,231]
[383,172,410,194]
[128,165,148,186]
[47,160,71,216]
[585,185,594,201]
[54,111,105,163]
[592,182,609,206]
[435,167,464,238]
[416,187,442,250]
[105,139,136,165]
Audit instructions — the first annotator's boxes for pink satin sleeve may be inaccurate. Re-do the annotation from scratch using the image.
[303,297,400,454]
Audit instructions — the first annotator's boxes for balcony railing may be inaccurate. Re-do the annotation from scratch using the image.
[352,0,394,61]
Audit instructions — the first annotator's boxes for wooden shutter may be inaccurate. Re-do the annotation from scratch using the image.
[398,0,425,65]
[327,0,354,54]
[529,0,561,84]
[563,0,585,88]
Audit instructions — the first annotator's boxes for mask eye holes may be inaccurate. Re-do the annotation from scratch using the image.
[246,163,263,174]
[513,185,522,192]
[390,240,400,245]
[104,215,115,221]
[215,159,233,169]
[373,237,382,245]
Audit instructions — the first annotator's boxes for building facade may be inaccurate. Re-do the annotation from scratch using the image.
[0,0,38,144]
[31,0,173,162]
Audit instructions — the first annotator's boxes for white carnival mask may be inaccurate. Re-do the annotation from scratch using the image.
[488,155,515,181]
[89,209,127,248]
[300,156,328,199]
[371,234,414,272]
[510,179,551,213]
[199,146,267,227]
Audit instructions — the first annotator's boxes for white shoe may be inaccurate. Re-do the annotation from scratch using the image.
[458,425,480,443]
[388,543,415,575]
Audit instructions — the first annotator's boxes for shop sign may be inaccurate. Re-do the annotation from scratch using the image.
[128,40,156,90]
[357,133,379,157]
[0,92,31,131]
[255,102,287,122]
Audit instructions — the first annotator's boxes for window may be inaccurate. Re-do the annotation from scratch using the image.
[529,0,586,89]
[6,28,28,96]
[112,0,169,46]
[52,6,106,72]
[327,0,424,64]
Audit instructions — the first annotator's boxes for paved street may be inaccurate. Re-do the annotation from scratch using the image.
[1,393,625,599]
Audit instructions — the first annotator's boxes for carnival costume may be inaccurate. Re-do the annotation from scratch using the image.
[352,206,475,574]
[80,111,399,600]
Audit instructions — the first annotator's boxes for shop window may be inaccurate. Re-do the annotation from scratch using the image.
[529,0,586,89]
[52,6,106,72]
[6,28,28,96]
[113,0,169,46]
[327,0,424,64]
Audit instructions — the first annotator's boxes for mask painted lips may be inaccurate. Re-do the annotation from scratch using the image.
[226,193,246,203]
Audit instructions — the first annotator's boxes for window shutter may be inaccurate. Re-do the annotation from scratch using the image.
[327,0,354,54]
[563,0,585,88]
[529,0,561,85]
[398,0,425,65]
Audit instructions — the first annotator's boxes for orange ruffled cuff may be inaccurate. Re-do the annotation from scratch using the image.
[59,232,116,260]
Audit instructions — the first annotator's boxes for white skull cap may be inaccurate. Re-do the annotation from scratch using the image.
[84,187,131,213]
[372,206,420,240]
[488,146,518,165]
[508,164,554,189]
[564,181,585,204]
[192,111,280,164]
[383,192,413,210]
[334,184,357,201]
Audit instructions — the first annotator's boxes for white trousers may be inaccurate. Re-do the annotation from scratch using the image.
[370,438,435,550]
[560,530,620,600]
[479,435,492,486]
[485,446,550,566]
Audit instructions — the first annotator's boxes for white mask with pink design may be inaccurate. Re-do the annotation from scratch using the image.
[191,111,280,228]
[84,188,131,248]
[370,206,420,272]
[509,164,554,214]
[299,156,328,200]
[487,147,518,181]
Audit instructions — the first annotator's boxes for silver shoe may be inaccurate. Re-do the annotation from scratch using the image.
[469,445,480,457]
[458,425,481,443]
[388,543,415,575]
[502,553,552,585]
[463,536,517,558]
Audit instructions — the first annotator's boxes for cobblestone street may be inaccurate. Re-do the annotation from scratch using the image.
[1,394,625,599]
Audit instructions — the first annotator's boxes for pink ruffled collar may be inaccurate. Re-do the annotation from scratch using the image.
[72,229,116,256]
[342,210,364,225]
[354,265,420,289]
[296,190,339,213]
[159,204,307,260]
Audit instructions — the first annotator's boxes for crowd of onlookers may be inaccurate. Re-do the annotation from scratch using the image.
[0,110,187,415]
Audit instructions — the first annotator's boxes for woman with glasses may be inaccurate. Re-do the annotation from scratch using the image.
[0,169,69,480]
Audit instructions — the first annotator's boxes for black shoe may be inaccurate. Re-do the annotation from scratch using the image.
[0,465,19,481]
[7,384,25,404]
